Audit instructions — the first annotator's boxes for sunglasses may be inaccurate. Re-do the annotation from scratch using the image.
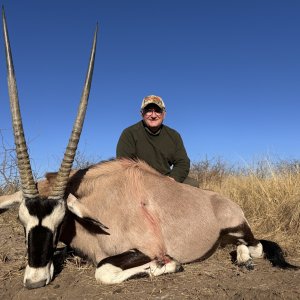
[142,108,164,116]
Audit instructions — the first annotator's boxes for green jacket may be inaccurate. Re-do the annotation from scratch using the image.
[116,121,190,182]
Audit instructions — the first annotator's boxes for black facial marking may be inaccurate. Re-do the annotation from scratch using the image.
[28,226,54,267]
[54,223,62,247]
[25,197,60,222]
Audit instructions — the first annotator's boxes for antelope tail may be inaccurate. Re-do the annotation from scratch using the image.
[260,239,299,270]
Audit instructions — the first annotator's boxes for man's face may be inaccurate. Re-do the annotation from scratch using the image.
[141,104,165,132]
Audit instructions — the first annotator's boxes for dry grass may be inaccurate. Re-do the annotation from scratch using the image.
[190,158,300,256]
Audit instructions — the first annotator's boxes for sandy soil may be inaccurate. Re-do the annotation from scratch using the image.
[1,208,299,300]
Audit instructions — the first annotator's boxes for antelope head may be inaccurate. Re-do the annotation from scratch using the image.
[1,8,98,289]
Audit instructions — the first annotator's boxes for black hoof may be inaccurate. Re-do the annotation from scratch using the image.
[175,264,184,273]
[239,259,254,270]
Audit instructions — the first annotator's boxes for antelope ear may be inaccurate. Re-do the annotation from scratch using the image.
[66,193,108,230]
[0,190,23,211]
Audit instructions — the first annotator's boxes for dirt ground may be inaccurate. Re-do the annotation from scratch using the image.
[1,208,299,300]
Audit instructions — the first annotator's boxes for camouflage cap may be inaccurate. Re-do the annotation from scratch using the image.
[141,95,166,110]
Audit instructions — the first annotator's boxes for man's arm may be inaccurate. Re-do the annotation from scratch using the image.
[169,133,190,182]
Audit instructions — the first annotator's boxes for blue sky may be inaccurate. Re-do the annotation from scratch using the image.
[0,1,299,175]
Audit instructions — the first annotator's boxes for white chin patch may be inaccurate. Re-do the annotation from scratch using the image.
[23,262,54,288]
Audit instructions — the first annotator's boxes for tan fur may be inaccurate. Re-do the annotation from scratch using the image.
[30,158,247,264]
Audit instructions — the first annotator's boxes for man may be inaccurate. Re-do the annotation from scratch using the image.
[116,95,198,187]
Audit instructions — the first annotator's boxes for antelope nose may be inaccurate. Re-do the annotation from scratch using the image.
[24,279,47,289]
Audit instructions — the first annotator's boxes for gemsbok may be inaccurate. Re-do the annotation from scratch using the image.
[0,9,298,290]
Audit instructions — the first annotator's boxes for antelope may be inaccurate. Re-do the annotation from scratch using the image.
[0,9,298,290]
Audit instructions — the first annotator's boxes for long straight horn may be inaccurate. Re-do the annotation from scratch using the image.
[2,8,39,199]
[50,25,98,200]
